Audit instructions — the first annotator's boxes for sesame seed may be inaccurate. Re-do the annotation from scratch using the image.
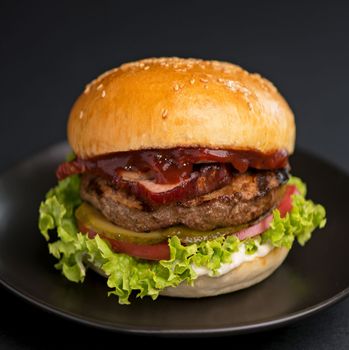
[161,109,168,119]
[96,84,103,90]
[101,90,106,98]
[217,78,225,83]
[224,80,238,92]
[174,84,180,91]
[200,78,208,83]
[144,66,150,70]
[84,85,90,94]
[190,78,195,84]
[79,110,84,119]
[247,101,254,111]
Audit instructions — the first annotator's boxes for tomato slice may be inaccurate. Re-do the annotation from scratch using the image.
[78,184,298,261]
[278,185,299,217]
[106,238,170,260]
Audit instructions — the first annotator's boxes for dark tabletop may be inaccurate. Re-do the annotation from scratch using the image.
[1,0,349,348]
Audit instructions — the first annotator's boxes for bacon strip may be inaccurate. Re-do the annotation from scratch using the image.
[56,160,86,179]
[57,159,233,206]
[116,165,233,207]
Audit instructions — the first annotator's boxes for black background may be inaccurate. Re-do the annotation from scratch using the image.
[1,0,349,348]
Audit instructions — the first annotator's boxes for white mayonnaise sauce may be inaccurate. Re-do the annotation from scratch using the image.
[193,242,273,277]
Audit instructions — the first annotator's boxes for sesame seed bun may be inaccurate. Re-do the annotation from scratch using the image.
[68,57,295,159]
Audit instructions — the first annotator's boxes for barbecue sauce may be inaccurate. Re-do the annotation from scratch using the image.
[56,147,288,184]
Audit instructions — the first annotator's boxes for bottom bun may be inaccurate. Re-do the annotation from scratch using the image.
[160,247,289,298]
[87,246,289,299]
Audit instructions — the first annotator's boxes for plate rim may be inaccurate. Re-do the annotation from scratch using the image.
[1,275,349,336]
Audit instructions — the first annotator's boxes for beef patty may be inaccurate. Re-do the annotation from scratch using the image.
[80,169,288,232]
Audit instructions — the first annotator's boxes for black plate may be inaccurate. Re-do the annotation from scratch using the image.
[0,142,348,336]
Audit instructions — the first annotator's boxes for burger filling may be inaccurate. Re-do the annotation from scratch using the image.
[56,148,291,260]
[39,148,326,303]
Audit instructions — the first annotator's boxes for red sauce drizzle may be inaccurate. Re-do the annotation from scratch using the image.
[56,147,289,184]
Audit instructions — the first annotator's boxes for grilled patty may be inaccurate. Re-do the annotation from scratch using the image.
[80,169,288,232]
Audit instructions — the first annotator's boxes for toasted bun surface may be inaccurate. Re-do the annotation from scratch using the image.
[160,247,289,298]
[68,58,295,159]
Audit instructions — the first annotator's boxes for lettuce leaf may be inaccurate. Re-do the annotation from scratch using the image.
[38,175,326,304]
[261,183,326,248]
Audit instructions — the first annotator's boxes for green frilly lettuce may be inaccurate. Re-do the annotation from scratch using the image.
[39,175,326,304]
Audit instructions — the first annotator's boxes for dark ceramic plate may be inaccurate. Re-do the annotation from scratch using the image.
[0,143,348,336]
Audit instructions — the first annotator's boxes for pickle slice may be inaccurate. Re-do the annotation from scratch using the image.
[75,203,166,244]
[75,202,246,245]
[161,225,245,244]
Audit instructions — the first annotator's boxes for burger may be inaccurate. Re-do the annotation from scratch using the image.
[39,57,326,304]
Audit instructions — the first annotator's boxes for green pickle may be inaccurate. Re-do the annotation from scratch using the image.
[75,203,165,244]
[75,202,245,245]
[160,225,244,244]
